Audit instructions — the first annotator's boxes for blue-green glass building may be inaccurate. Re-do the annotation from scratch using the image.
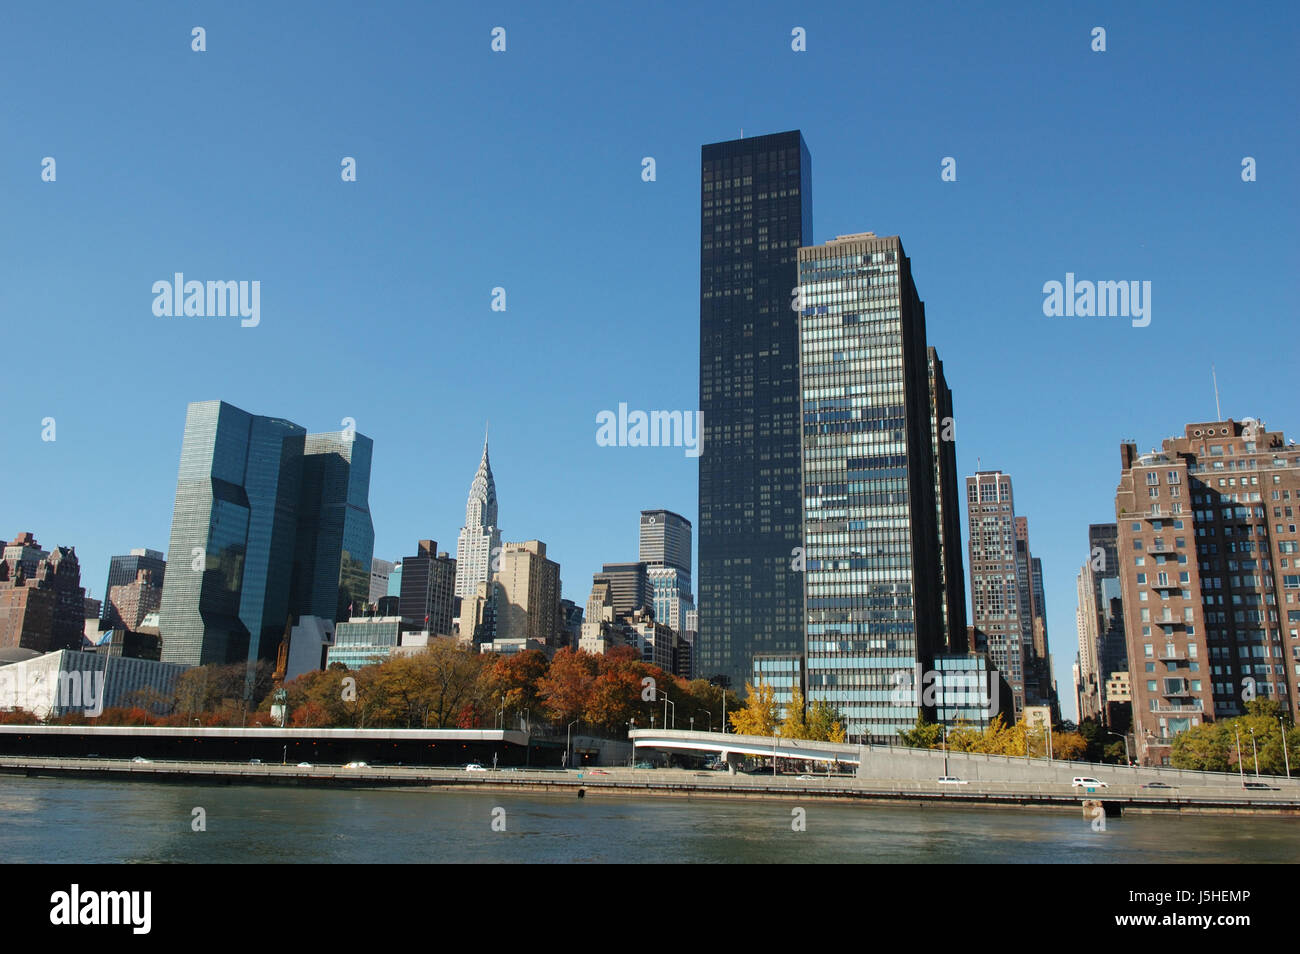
[159,400,373,671]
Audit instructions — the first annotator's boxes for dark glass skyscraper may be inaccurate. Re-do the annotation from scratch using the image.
[291,432,375,621]
[160,402,305,667]
[159,401,373,671]
[928,347,967,653]
[698,131,813,689]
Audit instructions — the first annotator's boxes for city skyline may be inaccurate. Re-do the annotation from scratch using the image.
[4,3,1296,723]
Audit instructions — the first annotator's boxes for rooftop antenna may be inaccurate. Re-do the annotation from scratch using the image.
[1212,365,1222,420]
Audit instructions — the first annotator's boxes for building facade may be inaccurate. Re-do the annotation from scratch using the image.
[593,562,651,618]
[639,510,693,598]
[100,549,166,631]
[0,540,85,654]
[698,130,813,690]
[107,569,164,633]
[966,470,1031,716]
[0,649,185,719]
[496,541,562,648]
[291,430,375,622]
[454,433,501,601]
[158,401,305,667]
[1115,418,1300,765]
[928,348,968,653]
[397,541,456,637]
[797,232,948,742]
[327,617,403,669]
[158,400,374,671]
[1075,523,1126,724]
[369,558,395,606]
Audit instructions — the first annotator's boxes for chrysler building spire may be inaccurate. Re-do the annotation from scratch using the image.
[455,425,502,599]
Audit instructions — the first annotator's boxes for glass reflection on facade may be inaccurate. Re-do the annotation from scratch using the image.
[160,401,305,667]
[291,432,375,622]
[797,233,945,742]
[159,401,374,673]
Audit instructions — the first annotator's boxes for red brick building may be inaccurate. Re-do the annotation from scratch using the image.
[1116,419,1300,765]
[0,535,85,653]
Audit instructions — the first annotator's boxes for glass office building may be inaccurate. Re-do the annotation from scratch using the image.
[797,233,946,742]
[100,549,166,631]
[328,617,403,669]
[159,401,374,672]
[698,130,813,690]
[160,401,306,667]
[639,510,693,601]
[291,431,375,622]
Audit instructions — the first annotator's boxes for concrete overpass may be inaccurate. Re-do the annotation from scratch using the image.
[631,728,858,770]
[630,728,1300,793]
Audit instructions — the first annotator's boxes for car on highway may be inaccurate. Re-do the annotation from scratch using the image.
[1243,781,1279,791]
[796,774,820,781]
[1139,781,1174,789]
[343,761,369,769]
[937,776,968,785]
[1072,777,1107,788]
[464,763,487,772]
[634,761,656,769]
[248,759,262,764]
[131,757,152,764]
[587,769,610,775]
[297,762,314,768]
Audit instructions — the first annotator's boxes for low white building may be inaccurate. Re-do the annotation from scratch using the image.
[0,649,186,718]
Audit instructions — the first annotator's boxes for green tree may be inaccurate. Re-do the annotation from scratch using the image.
[1171,720,1232,772]
[898,715,942,749]
[806,700,846,742]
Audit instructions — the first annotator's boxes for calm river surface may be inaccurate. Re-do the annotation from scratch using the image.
[2,776,1296,863]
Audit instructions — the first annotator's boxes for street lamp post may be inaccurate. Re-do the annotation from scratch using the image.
[1106,730,1131,765]
[701,708,712,733]
[773,727,780,778]
[941,724,949,777]
[1235,726,1246,785]
[662,695,675,730]
[567,719,579,770]
[1281,717,1292,779]
[690,716,695,733]
[1249,727,1260,778]
[628,718,636,767]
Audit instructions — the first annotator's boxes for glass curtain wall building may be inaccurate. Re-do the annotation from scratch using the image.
[698,130,813,690]
[159,401,374,674]
[292,431,375,623]
[797,233,946,742]
[159,401,306,668]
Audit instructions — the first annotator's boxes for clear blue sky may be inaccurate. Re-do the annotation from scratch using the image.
[3,2,1296,722]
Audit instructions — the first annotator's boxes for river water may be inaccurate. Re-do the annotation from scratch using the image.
[2,776,1296,863]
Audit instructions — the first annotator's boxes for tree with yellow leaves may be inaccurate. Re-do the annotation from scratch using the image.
[728,681,780,736]
[781,688,809,739]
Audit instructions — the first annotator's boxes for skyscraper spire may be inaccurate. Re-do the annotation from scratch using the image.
[456,426,502,600]
[465,425,498,530]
